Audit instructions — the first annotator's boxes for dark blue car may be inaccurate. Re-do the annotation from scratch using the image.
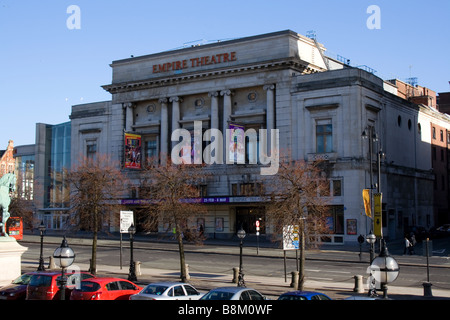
[278,291,332,300]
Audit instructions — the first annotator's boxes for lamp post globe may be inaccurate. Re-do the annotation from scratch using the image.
[53,237,75,300]
[366,232,376,263]
[237,228,246,240]
[370,243,399,299]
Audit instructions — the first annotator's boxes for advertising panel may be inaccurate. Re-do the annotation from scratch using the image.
[124,133,141,169]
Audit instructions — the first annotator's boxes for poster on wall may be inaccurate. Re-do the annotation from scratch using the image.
[347,219,357,235]
[228,123,245,164]
[124,133,141,169]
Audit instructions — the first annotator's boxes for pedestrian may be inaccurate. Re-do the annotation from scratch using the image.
[409,233,416,254]
[404,236,410,255]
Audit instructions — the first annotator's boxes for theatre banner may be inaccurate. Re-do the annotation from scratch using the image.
[124,133,141,169]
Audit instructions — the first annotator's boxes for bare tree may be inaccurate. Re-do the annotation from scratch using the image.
[66,154,128,274]
[140,159,207,282]
[265,158,332,290]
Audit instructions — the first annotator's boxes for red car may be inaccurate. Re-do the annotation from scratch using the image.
[26,271,95,300]
[0,272,34,300]
[70,277,142,300]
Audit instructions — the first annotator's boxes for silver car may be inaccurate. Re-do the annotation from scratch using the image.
[129,282,204,300]
[200,287,266,300]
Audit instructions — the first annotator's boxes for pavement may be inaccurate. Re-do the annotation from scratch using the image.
[17,231,450,300]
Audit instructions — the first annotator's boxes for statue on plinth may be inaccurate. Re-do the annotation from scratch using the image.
[0,173,16,237]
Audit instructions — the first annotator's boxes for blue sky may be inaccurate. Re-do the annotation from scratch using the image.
[1,0,449,147]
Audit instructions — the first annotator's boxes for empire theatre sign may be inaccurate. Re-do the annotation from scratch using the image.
[152,51,237,74]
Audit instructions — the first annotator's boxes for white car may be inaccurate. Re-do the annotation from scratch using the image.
[200,286,266,300]
[129,282,204,300]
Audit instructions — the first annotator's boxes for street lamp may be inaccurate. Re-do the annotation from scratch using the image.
[37,221,46,271]
[53,237,75,300]
[237,228,246,287]
[370,241,399,299]
[128,224,137,282]
[366,232,376,263]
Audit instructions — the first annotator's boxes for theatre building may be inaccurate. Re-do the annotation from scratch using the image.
[68,30,449,244]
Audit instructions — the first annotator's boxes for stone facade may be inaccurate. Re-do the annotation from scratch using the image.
[68,30,450,244]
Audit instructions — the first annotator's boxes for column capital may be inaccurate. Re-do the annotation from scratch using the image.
[220,89,233,96]
[169,96,183,103]
[158,98,168,104]
[208,91,219,98]
[122,102,135,109]
[263,84,275,91]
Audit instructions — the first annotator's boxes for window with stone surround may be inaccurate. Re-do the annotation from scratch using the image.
[316,119,333,153]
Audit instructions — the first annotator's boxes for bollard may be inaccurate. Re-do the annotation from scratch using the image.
[185,264,190,280]
[48,256,56,269]
[232,267,239,283]
[423,282,433,297]
[135,261,141,276]
[290,271,299,290]
[353,275,364,293]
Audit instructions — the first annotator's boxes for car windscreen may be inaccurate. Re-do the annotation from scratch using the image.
[78,282,101,292]
[278,295,307,300]
[201,291,234,300]
[12,273,33,285]
[142,285,169,295]
[29,275,52,287]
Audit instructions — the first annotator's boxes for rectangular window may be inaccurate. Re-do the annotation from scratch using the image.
[244,124,261,164]
[240,183,255,196]
[231,183,238,196]
[316,120,332,153]
[144,136,158,166]
[332,179,342,196]
[86,141,97,161]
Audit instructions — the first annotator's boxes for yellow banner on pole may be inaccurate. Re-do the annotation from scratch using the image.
[362,189,371,218]
[373,193,383,237]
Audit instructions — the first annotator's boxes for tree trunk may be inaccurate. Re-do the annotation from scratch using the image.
[176,221,187,282]
[90,207,98,275]
[298,227,305,290]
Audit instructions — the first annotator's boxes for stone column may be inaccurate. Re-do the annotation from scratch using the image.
[170,96,182,132]
[264,84,275,156]
[221,90,233,163]
[220,90,233,132]
[263,84,275,132]
[208,91,219,130]
[159,98,168,163]
[123,102,135,132]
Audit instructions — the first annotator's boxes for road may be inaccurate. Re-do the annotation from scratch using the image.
[19,239,450,292]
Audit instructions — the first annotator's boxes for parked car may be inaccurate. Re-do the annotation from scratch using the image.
[26,271,95,300]
[278,291,332,300]
[130,282,204,300]
[430,224,450,239]
[406,226,429,242]
[200,287,266,300]
[344,295,383,300]
[71,277,142,300]
[0,272,34,300]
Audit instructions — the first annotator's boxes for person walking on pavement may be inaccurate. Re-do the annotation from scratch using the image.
[409,233,416,255]
[404,235,411,255]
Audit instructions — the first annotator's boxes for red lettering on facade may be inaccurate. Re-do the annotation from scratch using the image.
[153,52,237,73]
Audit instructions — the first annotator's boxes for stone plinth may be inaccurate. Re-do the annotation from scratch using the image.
[0,237,28,287]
